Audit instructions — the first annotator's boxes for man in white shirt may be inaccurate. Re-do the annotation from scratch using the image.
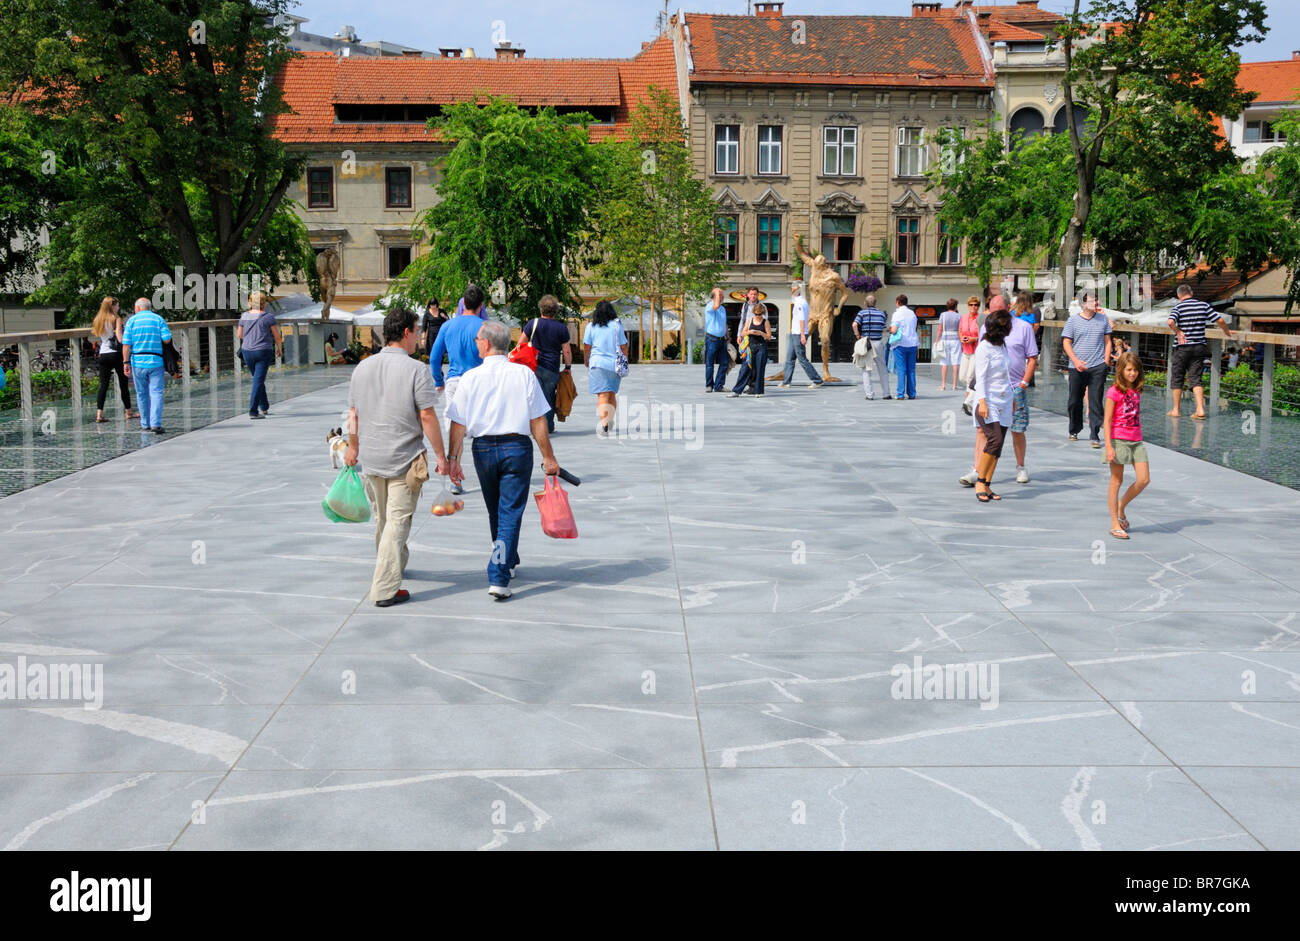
[779,283,825,389]
[445,321,561,601]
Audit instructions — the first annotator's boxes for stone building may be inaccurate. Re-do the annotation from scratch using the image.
[669,1,994,360]
[269,38,680,310]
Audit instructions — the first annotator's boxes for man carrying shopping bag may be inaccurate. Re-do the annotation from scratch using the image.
[445,321,560,601]
[345,308,450,608]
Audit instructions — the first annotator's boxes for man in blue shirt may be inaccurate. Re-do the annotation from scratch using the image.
[702,287,729,393]
[431,284,487,493]
[121,297,172,434]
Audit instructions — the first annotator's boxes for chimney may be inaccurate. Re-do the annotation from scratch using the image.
[495,41,525,59]
[439,47,462,58]
[911,2,942,15]
[754,2,784,18]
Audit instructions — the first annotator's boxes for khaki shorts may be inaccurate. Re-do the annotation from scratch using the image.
[1106,439,1148,465]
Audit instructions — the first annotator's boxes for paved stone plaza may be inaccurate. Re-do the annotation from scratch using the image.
[1,364,1297,850]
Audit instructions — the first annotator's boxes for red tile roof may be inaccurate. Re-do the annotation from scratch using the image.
[1238,59,1300,106]
[270,36,680,145]
[684,13,992,88]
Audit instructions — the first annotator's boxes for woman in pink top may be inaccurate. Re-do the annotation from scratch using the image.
[1102,352,1150,539]
[957,295,981,387]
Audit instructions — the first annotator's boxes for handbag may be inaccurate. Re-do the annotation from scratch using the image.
[509,322,539,372]
[534,475,578,539]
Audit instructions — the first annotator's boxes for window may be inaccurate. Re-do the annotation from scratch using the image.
[822,126,857,176]
[1245,119,1284,143]
[896,127,926,177]
[821,216,855,268]
[896,217,920,266]
[938,221,961,265]
[385,167,412,208]
[715,125,739,174]
[387,245,411,279]
[757,215,782,263]
[307,167,334,209]
[758,126,782,175]
[938,127,965,175]
[716,214,739,262]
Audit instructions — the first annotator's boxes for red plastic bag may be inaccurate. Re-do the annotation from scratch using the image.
[534,475,577,539]
[509,333,538,372]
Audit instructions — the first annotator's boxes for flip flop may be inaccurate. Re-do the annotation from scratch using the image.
[1110,528,1130,540]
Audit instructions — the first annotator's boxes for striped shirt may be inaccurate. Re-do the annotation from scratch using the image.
[1061,312,1112,369]
[854,307,888,340]
[121,311,172,369]
[1169,298,1221,347]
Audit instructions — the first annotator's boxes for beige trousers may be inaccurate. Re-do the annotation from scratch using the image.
[363,469,425,602]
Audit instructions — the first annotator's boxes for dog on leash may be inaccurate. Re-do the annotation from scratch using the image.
[327,428,349,468]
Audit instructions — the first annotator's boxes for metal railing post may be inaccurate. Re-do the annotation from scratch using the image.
[1209,338,1221,412]
[18,341,33,421]
[70,339,82,408]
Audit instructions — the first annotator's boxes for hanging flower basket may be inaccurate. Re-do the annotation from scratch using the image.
[846,272,883,294]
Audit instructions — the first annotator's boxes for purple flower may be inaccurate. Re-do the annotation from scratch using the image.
[846,273,883,294]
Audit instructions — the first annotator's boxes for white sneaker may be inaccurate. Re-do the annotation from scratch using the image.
[1016,466,1030,484]
[959,469,978,487]
[488,585,512,601]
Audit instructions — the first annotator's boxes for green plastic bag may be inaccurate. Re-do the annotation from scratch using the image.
[323,466,371,523]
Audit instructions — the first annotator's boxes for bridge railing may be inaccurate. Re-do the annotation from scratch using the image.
[0,319,322,421]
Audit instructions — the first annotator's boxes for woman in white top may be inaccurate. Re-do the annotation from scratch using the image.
[973,309,1014,503]
[91,296,137,422]
[887,293,920,399]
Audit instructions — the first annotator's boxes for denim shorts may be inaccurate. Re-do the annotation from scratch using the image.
[1010,386,1030,433]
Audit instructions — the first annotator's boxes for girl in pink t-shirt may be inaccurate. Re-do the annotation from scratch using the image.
[1103,352,1150,540]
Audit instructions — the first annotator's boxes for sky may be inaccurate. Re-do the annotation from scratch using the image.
[289,0,1298,62]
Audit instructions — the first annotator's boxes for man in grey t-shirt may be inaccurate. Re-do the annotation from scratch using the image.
[1060,292,1113,447]
[346,308,449,607]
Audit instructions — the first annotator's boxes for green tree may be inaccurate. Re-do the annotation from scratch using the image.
[592,87,723,359]
[397,96,602,322]
[1056,0,1268,288]
[0,0,310,318]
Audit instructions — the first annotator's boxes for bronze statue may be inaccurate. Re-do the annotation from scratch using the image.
[789,233,850,382]
[316,246,341,320]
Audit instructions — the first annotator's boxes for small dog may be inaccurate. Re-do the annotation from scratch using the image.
[327,428,348,468]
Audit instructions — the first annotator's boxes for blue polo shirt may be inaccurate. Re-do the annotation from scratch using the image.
[121,311,172,370]
[430,314,485,387]
[703,302,727,338]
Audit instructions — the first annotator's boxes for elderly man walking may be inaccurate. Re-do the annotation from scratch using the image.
[121,297,172,434]
[345,308,449,608]
[445,321,560,601]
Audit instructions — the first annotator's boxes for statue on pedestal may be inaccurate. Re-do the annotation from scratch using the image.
[316,247,341,320]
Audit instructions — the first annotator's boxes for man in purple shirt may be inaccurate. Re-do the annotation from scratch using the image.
[960,295,1039,487]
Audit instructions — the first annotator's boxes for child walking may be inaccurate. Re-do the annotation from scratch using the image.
[1103,351,1150,539]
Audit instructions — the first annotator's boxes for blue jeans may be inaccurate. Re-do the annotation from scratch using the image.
[704,334,729,391]
[131,364,165,428]
[472,435,533,588]
[244,347,273,415]
[894,345,918,399]
[535,365,559,432]
[783,333,822,384]
[732,342,769,394]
